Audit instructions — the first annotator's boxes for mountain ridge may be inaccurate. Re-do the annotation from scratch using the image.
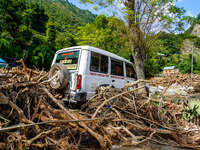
[26,0,97,32]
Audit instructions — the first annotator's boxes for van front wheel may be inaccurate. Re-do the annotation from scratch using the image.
[49,63,69,90]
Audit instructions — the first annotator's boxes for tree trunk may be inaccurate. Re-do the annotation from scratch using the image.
[133,46,146,93]
[126,0,147,92]
[133,47,145,80]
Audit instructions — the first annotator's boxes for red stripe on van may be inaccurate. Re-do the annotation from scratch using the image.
[111,76,125,80]
[90,72,129,80]
[90,72,109,77]
[127,77,136,81]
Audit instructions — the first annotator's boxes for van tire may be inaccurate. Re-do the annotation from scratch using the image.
[49,63,69,90]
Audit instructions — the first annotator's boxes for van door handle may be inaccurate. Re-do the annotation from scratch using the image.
[112,80,115,82]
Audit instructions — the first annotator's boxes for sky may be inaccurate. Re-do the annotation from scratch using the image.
[175,0,200,17]
[68,0,110,15]
[68,0,200,18]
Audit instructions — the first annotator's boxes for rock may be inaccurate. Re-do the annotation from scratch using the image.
[191,24,200,37]
[164,83,188,96]
[180,39,200,55]
[164,87,188,96]
[149,85,166,94]
[150,83,195,96]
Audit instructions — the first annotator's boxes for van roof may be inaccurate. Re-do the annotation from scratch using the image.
[56,45,133,64]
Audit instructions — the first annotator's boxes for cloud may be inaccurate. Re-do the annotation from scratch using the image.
[177,0,184,2]
[186,11,195,17]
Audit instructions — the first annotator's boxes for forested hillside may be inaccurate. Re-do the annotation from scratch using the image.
[0,0,200,76]
[26,0,97,33]
[0,0,96,69]
[148,14,200,75]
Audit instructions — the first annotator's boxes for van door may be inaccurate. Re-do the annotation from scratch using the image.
[55,50,80,94]
[110,59,126,88]
[82,51,111,99]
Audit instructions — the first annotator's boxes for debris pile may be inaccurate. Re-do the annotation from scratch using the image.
[149,74,200,96]
[0,66,200,149]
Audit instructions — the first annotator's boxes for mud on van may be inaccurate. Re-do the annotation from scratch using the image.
[49,46,137,102]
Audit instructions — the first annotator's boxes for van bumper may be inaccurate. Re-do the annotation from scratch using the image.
[75,92,87,101]
[63,92,87,102]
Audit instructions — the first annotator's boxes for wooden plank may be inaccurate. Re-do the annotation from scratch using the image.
[0,74,12,78]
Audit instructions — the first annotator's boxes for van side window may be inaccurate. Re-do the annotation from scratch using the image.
[100,55,108,73]
[90,52,108,73]
[111,59,124,76]
[126,64,136,78]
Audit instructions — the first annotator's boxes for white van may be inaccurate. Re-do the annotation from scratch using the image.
[49,45,137,102]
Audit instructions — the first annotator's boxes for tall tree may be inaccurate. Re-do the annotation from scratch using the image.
[79,0,192,84]
[56,32,76,49]
[0,0,26,58]
[46,21,57,48]
[24,3,49,33]
[77,14,131,59]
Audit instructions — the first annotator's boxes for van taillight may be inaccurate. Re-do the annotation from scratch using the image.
[77,75,82,89]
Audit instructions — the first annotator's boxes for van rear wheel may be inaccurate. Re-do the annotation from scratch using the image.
[49,63,69,90]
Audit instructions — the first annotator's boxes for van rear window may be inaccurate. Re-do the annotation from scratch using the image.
[56,51,79,70]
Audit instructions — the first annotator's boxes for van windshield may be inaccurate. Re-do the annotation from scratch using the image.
[56,50,79,70]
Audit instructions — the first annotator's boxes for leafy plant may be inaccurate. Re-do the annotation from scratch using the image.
[183,99,200,121]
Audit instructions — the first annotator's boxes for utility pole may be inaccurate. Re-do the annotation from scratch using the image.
[191,42,194,84]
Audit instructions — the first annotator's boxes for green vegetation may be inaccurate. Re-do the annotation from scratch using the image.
[183,99,200,121]
[0,0,95,69]
[145,13,200,76]
[79,0,194,81]
[185,13,200,35]
[0,0,200,76]
[26,0,97,33]
[76,14,131,59]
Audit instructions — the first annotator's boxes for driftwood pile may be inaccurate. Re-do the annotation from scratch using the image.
[150,73,200,87]
[0,65,200,149]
